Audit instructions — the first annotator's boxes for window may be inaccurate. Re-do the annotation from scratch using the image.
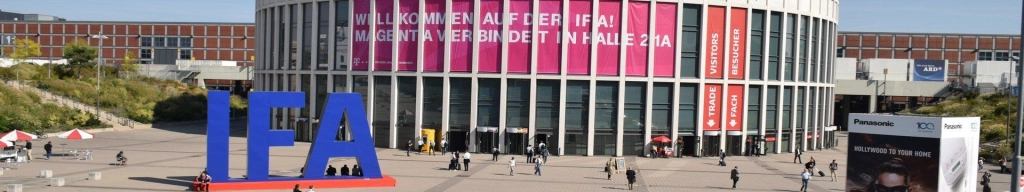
[478,78,500,127]
[595,82,619,129]
[141,37,152,47]
[335,0,350,71]
[810,19,819,83]
[782,87,793,130]
[766,86,778,131]
[679,4,702,78]
[422,77,443,128]
[290,4,298,69]
[785,14,795,81]
[750,10,766,80]
[506,79,530,128]
[652,83,672,131]
[836,48,845,58]
[317,1,329,70]
[302,3,313,70]
[796,87,805,130]
[747,86,761,132]
[181,37,192,48]
[800,16,809,82]
[566,81,590,129]
[180,50,192,60]
[996,51,1010,61]
[372,76,391,147]
[449,78,472,127]
[678,84,698,132]
[154,37,165,47]
[396,76,416,144]
[536,80,560,128]
[167,37,179,47]
[809,88,817,130]
[768,12,781,81]
[624,82,645,130]
[978,51,993,61]
[140,49,152,59]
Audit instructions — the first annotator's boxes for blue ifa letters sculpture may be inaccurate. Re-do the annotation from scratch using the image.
[206,91,382,182]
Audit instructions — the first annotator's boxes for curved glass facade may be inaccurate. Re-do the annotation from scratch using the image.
[255,0,839,157]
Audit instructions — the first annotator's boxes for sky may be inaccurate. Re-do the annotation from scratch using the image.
[0,0,1021,34]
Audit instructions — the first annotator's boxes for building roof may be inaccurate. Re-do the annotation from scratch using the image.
[839,31,1019,37]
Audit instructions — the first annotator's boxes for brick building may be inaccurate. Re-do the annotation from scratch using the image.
[837,31,1021,82]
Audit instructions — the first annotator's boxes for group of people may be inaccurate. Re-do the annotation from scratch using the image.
[324,164,362,176]
[525,143,549,164]
[604,158,638,190]
[505,156,544,176]
[449,151,471,171]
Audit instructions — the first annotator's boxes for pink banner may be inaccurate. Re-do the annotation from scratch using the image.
[595,0,621,76]
[374,0,394,71]
[422,0,445,72]
[450,0,473,72]
[507,0,532,74]
[397,0,419,71]
[725,85,744,131]
[566,0,591,75]
[352,0,371,70]
[625,2,648,76]
[653,3,676,77]
[704,6,725,79]
[536,0,561,74]
[478,0,502,73]
[728,8,747,79]
[703,84,722,131]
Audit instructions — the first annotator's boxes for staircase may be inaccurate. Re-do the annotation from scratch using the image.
[1,79,151,131]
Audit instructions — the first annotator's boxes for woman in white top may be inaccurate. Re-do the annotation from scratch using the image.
[508,157,516,176]
[462,152,472,171]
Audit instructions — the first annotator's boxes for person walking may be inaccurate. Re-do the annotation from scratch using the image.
[417,139,424,155]
[753,142,761,157]
[794,148,802,164]
[492,147,500,161]
[829,160,839,182]
[800,169,811,192]
[441,139,448,155]
[429,140,437,156]
[462,151,471,171]
[978,157,985,172]
[44,141,52,160]
[526,145,534,163]
[730,166,739,189]
[983,181,992,192]
[606,158,615,180]
[406,140,412,157]
[534,157,542,176]
[1000,157,1007,173]
[25,141,33,161]
[541,148,549,164]
[625,167,637,190]
[508,157,516,176]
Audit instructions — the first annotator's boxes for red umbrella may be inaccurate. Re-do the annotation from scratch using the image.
[58,129,95,140]
[0,130,38,141]
[651,136,672,143]
[0,140,11,148]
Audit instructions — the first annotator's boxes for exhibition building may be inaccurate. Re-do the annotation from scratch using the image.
[252,0,839,157]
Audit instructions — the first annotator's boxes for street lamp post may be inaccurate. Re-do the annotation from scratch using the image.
[91,35,107,118]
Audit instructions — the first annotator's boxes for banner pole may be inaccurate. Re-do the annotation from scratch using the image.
[1012,2,1024,190]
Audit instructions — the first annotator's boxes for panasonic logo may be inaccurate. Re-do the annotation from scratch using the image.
[853,119,895,127]
[943,124,963,130]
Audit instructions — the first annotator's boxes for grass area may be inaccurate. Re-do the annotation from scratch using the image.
[0,78,106,133]
[905,92,1016,160]
[0,64,247,124]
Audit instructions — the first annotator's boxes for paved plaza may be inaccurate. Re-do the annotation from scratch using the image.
[0,122,1004,192]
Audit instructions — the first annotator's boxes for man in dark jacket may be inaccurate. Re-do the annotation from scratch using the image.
[625,167,637,190]
[25,141,33,161]
[492,147,500,161]
[325,165,337,176]
[340,164,350,176]
[794,148,802,164]
[44,142,53,160]
[731,166,740,189]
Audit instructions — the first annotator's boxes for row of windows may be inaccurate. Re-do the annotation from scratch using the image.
[140,36,192,48]
[978,51,1022,61]
[259,74,832,135]
[257,2,835,84]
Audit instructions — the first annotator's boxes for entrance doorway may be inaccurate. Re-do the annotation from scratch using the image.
[677,136,695,157]
[478,132,498,153]
[702,135,720,157]
[534,133,557,156]
[447,131,469,152]
[505,132,527,155]
[726,135,743,156]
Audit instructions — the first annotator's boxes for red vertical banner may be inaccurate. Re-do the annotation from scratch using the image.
[566,0,591,75]
[595,0,621,76]
[478,0,502,73]
[352,0,371,70]
[507,0,532,74]
[653,3,676,77]
[725,85,744,131]
[537,0,561,74]
[450,0,473,72]
[703,84,723,131]
[704,6,725,79]
[625,1,648,76]
[728,8,747,79]
[422,0,445,72]
[374,0,394,71]
[397,0,419,71]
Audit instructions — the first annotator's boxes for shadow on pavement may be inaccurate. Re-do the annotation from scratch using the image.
[128,176,191,190]
[148,119,249,138]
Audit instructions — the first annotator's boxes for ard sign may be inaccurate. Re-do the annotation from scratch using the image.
[206,91,395,190]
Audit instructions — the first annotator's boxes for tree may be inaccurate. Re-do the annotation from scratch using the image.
[9,38,41,65]
[62,39,97,79]
[120,51,140,77]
